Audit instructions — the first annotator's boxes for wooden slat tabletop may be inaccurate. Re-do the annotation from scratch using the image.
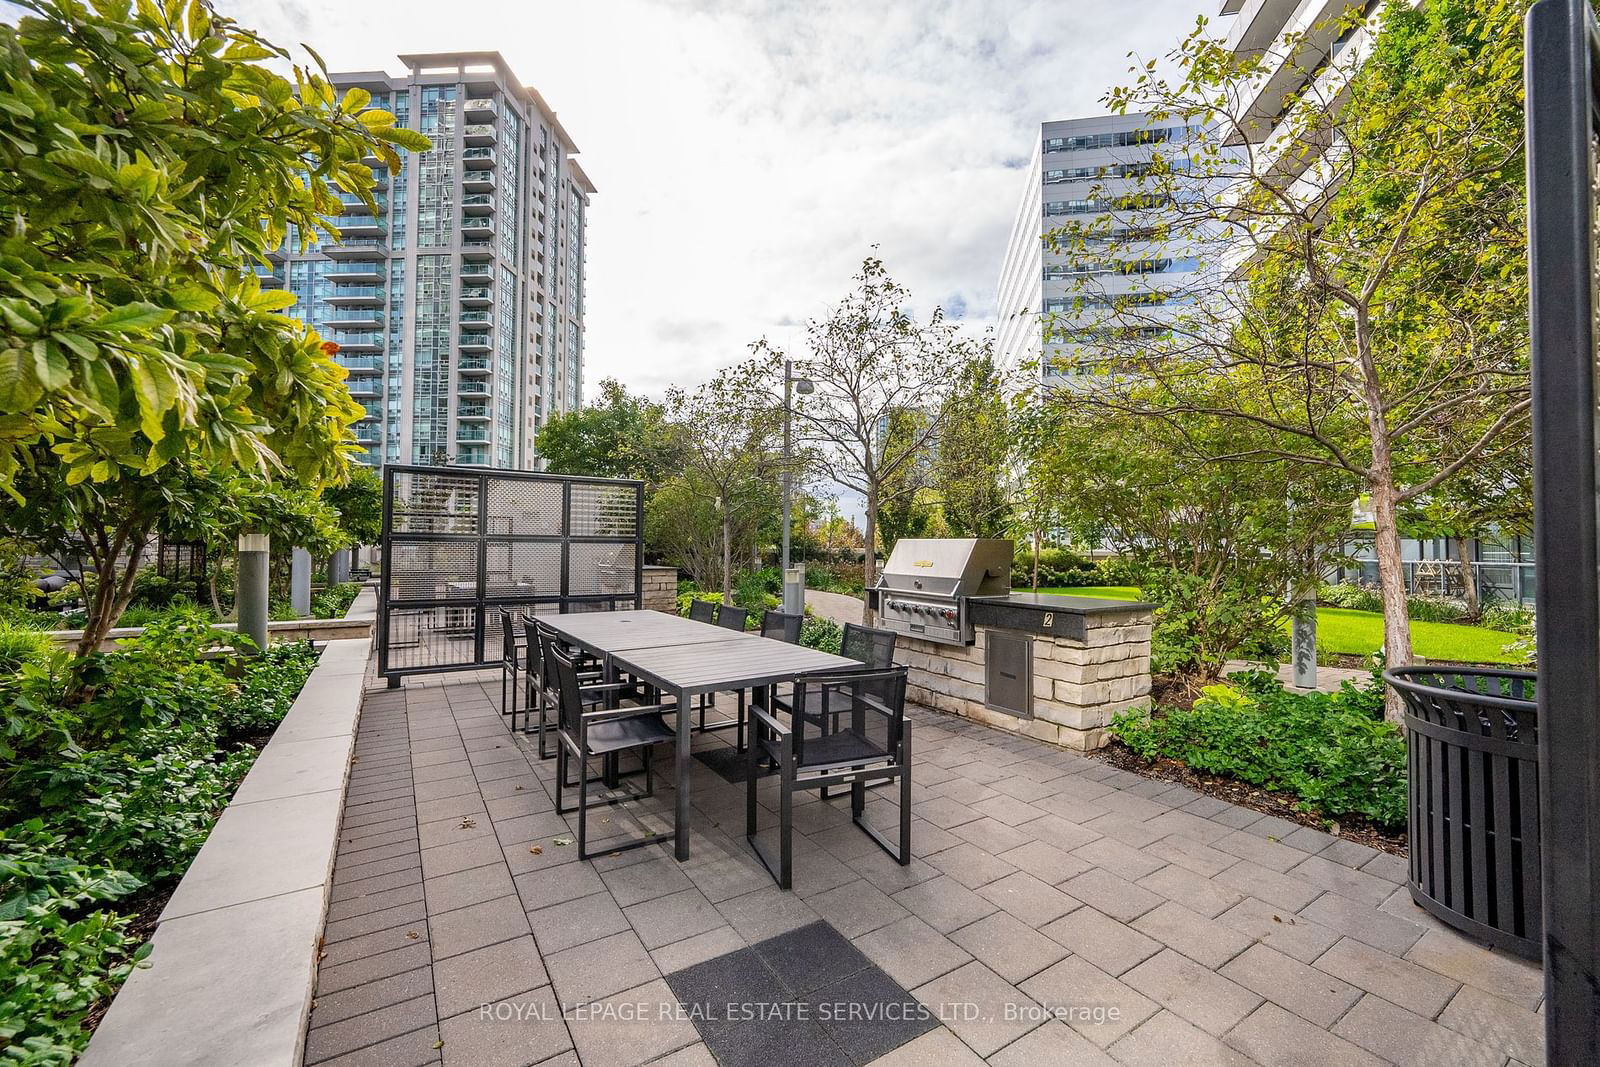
[611,636,859,694]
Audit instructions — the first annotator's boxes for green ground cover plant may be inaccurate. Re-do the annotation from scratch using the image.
[1111,671,1406,828]
[0,618,319,1061]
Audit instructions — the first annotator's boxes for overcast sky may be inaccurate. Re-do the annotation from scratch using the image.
[219,1,1207,399]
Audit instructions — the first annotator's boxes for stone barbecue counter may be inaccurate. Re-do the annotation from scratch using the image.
[899,594,1155,752]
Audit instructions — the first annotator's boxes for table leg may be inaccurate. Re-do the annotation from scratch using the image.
[675,684,692,861]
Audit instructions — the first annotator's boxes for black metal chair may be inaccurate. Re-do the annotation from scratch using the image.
[716,604,749,631]
[746,666,912,889]
[498,610,522,727]
[687,598,717,624]
[760,610,803,643]
[841,622,898,668]
[549,643,677,860]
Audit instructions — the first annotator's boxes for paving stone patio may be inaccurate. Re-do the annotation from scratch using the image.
[302,669,1547,1066]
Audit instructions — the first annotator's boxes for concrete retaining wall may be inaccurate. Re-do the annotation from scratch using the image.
[81,635,374,1067]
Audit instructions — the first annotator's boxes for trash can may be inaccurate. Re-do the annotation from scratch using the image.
[1383,666,1540,959]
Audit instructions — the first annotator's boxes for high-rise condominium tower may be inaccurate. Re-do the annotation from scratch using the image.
[269,52,591,469]
[995,112,1203,384]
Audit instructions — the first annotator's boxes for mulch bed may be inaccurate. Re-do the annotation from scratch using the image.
[1090,739,1408,856]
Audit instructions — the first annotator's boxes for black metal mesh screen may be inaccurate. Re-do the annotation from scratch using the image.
[378,466,644,680]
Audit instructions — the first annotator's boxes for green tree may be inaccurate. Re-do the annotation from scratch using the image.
[1048,0,1528,719]
[1026,382,1354,688]
[933,355,1013,538]
[751,256,993,619]
[536,379,682,488]
[0,1,428,659]
[665,371,782,600]
[322,465,384,548]
[873,408,934,552]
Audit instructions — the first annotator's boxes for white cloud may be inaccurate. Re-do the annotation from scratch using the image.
[218,0,1207,398]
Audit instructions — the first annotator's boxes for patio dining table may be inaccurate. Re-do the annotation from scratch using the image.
[541,609,860,860]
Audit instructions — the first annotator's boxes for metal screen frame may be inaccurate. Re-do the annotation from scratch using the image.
[1527,0,1600,1057]
[377,465,644,684]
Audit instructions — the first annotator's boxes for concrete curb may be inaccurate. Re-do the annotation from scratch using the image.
[81,635,374,1067]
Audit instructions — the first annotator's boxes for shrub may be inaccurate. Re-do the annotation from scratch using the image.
[1405,593,1469,624]
[1320,582,1384,612]
[1110,671,1405,827]
[1141,567,1289,681]
[1320,582,1474,624]
[677,591,722,617]
[799,615,843,655]
[220,641,320,737]
[0,619,56,676]
[311,581,361,620]
[731,569,781,614]
[1480,602,1535,636]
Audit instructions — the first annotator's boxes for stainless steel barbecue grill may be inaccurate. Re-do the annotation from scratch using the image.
[868,538,1013,646]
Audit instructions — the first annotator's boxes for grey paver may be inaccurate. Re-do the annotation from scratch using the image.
[564,977,700,1067]
[927,841,1019,889]
[1333,993,1505,1067]
[437,985,572,1067]
[1041,905,1162,977]
[1225,1002,1385,1067]
[1060,867,1165,922]
[1130,899,1253,969]
[544,929,657,1006]
[855,914,974,989]
[890,874,998,932]
[428,894,530,960]
[432,934,549,1019]
[949,911,1069,984]
[1220,943,1362,1028]
[989,1020,1119,1066]
[1109,1010,1258,1067]
[804,877,910,937]
[1215,896,1342,964]
[1121,948,1262,1036]
[975,870,1081,926]
[915,960,1043,1058]
[1019,955,1159,1047]
[1436,984,1546,1065]
[1403,927,1545,1010]
[1298,891,1425,955]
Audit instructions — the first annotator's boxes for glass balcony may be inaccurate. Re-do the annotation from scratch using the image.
[457,357,492,373]
[327,215,387,238]
[334,332,384,352]
[463,123,497,147]
[354,424,382,443]
[337,355,384,371]
[457,381,490,397]
[327,262,386,282]
[346,381,382,399]
[459,286,493,307]
[323,238,389,260]
[458,334,492,352]
[455,427,489,442]
[327,310,385,330]
[254,265,285,288]
[326,285,386,306]
[463,147,496,169]
[457,447,488,465]
[459,263,493,280]
[460,239,494,261]
[462,193,495,216]
[460,217,495,239]
[457,403,490,419]
[464,98,497,122]
[335,192,388,214]
[462,171,495,195]
[459,310,492,325]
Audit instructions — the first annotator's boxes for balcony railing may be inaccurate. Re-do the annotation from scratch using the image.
[334,332,384,351]
[327,285,386,304]
[463,123,497,147]
[457,404,490,419]
[463,147,496,169]
[458,334,492,351]
[455,428,489,442]
[458,357,491,373]
[462,194,495,214]
[459,286,493,305]
[327,311,385,330]
[459,311,492,324]
[328,215,387,236]
[462,171,495,193]
[338,356,384,371]
[464,98,497,121]
[323,238,389,259]
[459,264,492,279]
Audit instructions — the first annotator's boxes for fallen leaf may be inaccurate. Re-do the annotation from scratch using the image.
[432,1040,444,1050]
[528,845,543,855]
[460,816,478,829]
[514,785,525,791]
[406,931,421,940]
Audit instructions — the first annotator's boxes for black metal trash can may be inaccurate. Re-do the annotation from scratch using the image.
[1383,666,1540,959]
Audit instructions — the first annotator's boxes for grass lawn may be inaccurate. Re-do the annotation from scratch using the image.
[1026,586,1529,665]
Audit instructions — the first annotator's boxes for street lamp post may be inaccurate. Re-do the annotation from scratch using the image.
[781,359,813,615]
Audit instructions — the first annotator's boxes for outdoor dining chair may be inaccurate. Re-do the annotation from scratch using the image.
[746,665,912,889]
[841,621,898,668]
[715,604,749,631]
[688,598,717,624]
[498,610,522,728]
[549,643,677,860]
[760,609,803,643]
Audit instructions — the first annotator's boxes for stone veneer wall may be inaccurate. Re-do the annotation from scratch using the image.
[899,609,1153,751]
[642,565,679,613]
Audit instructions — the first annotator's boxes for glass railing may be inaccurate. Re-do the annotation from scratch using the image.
[461,219,493,232]
[459,287,492,300]
[464,124,496,138]
[465,98,497,115]
[458,358,490,370]
[334,331,384,347]
[328,285,385,299]
[456,428,488,442]
[457,335,491,347]
[335,194,389,211]
[329,312,385,328]
[459,311,492,323]
[457,404,489,418]
[323,238,388,253]
[339,356,384,370]
[462,194,494,208]
[463,147,496,163]
[329,216,387,232]
[328,261,385,274]
[459,267,492,279]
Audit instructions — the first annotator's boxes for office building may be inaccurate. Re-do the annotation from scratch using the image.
[995,113,1204,383]
[268,52,591,468]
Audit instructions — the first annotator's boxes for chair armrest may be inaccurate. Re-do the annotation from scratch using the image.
[748,703,790,737]
[577,680,634,692]
[581,703,679,726]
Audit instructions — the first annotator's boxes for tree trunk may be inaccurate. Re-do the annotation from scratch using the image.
[721,511,733,602]
[861,489,878,624]
[1369,480,1413,725]
[1032,529,1041,592]
[75,529,149,659]
[1453,534,1479,618]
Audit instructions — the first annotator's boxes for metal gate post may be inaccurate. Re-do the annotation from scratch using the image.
[1527,0,1600,1057]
